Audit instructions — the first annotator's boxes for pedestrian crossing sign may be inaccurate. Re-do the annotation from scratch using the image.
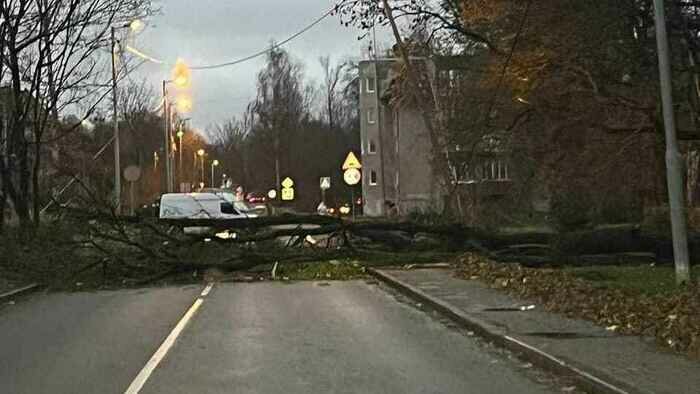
[320,177,331,190]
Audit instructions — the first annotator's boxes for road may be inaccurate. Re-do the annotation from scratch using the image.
[0,280,571,394]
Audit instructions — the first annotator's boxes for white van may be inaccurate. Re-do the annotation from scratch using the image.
[159,193,257,234]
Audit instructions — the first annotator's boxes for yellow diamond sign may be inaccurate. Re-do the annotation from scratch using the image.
[342,151,362,170]
[281,177,294,189]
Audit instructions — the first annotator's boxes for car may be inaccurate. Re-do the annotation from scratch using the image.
[246,192,267,204]
[159,192,257,235]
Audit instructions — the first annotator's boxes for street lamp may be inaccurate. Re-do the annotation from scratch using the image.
[211,159,219,188]
[162,60,191,193]
[110,19,143,212]
[197,149,205,186]
[176,128,184,185]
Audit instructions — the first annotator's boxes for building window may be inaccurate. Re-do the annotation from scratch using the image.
[498,160,509,180]
[366,77,376,93]
[368,139,377,154]
[450,163,476,184]
[367,108,376,124]
[481,160,510,181]
[369,170,378,185]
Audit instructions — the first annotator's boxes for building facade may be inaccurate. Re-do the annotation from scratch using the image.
[359,59,442,217]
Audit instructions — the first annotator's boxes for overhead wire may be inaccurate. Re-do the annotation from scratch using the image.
[123,1,351,71]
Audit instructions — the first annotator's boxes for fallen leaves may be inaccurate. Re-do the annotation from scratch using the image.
[454,253,700,360]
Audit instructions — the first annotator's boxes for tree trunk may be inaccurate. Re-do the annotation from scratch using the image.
[32,140,41,227]
[0,191,6,233]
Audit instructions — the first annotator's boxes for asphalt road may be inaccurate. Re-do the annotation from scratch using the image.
[0,281,566,394]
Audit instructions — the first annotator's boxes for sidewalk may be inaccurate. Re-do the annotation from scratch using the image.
[371,268,700,394]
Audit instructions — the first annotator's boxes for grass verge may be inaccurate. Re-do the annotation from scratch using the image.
[566,265,697,296]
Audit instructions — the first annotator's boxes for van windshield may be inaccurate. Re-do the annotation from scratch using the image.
[234,201,255,213]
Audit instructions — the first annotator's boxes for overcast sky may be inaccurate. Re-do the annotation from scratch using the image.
[129,0,390,133]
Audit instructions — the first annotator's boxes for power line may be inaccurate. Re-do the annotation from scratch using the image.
[125,2,349,71]
[191,6,339,70]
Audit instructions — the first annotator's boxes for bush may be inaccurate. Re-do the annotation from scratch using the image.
[552,225,644,255]
[550,188,592,231]
[641,206,672,238]
[595,196,643,224]
[0,221,94,285]
[406,207,450,226]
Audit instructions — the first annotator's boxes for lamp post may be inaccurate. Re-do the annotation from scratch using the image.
[176,129,184,186]
[197,149,205,186]
[211,160,219,188]
[162,80,172,193]
[110,20,142,212]
[175,118,190,188]
[161,60,191,194]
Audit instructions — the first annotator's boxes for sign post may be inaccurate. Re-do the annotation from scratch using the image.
[281,177,295,201]
[320,176,330,204]
[123,165,142,216]
[342,152,362,219]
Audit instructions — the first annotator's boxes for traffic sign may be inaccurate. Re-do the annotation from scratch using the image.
[320,177,331,190]
[343,168,361,186]
[281,177,294,189]
[123,165,141,182]
[281,188,295,201]
[268,189,277,199]
[342,151,362,170]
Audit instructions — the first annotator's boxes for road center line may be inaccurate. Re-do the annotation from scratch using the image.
[200,282,214,297]
[124,283,214,394]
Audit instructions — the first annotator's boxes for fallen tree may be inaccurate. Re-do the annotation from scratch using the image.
[44,190,700,289]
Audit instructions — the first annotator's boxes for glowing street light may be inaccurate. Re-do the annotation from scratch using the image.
[129,19,145,33]
[175,95,193,113]
[211,159,220,187]
[172,58,191,88]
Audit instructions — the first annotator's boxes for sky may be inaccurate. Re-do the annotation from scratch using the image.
[128,0,390,133]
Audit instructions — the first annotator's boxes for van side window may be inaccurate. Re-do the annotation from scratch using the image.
[220,202,238,215]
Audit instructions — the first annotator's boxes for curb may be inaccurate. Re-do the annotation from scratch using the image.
[368,268,640,394]
[0,283,41,302]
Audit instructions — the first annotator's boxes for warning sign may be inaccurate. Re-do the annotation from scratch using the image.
[342,151,362,170]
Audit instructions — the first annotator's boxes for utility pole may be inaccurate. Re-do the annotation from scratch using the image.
[653,0,691,285]
[201,155,205,186]
[169,110,176,192]
[211,160,219,188]
[110,27,121,213]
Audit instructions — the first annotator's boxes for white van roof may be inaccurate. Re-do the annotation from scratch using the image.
[161,193,225,202]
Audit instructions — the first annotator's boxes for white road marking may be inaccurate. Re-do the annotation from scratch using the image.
[200,282,214,297]
[124,283,214,394]
[504,335,630,394]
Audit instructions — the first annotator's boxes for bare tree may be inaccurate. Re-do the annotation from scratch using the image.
[208,117,248,186]
[319,55,346,129]
[0,0,154,228]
